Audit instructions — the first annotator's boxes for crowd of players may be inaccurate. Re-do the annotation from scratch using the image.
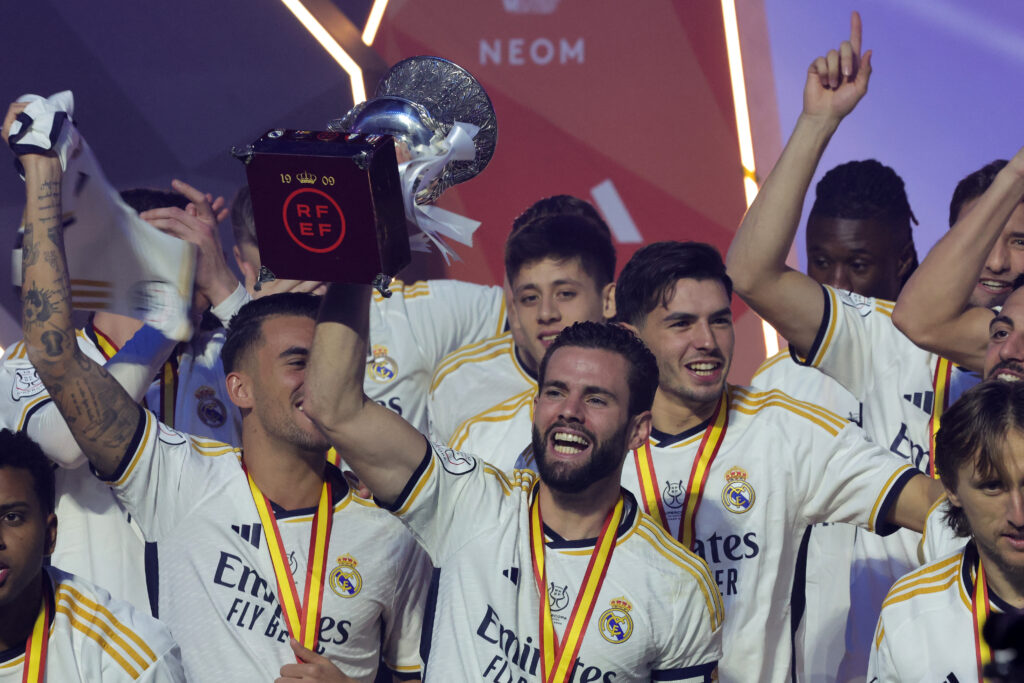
[1,12,1023,683]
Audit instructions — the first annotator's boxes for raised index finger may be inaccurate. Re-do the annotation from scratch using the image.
[171,178,215,222]
[850,11,863,56]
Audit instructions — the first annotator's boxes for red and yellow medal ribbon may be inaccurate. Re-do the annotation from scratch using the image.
[21,577,51,683]
[633,390,729,548]
[243,464,333,655]
[529,487,622,683]
[928,357,954,479]
[972,555,992,682]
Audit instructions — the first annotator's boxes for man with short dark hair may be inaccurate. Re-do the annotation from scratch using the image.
[0,428,185,682]
[429,195,616,470]
[304,286,724,681]
[613,237,942,682]
[869,380,1024,680]
[9,124,429,682]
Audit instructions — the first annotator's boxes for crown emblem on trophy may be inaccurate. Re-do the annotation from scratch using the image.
[296,171,318,185]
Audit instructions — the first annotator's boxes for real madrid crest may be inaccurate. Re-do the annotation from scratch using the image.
[721,466,755,514]
[598,597,634,644]
[329,554,363,598]
[195,385,227,428]
[366,345,398,384]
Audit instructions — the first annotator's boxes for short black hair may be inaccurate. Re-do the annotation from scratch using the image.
[935,379,1024,537]
[505,196,615,288]
[120,188,190,214]
[615,241,732,328]
[222,293,321,373]
[949,159,1009,227]
[0,429,55,514]
[230,185,257,248]
[811,159,918,229]
[538,321,658,417]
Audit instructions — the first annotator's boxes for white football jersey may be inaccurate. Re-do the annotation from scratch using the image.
[428,332,536,468]
[103,409,430,683]
[618,385,918,683]
[387,441,724,681]
[366,280,506,434]
[868,543,991,682]
[798,285,981,679]
[752,351,861,683]
[0,567,185,683]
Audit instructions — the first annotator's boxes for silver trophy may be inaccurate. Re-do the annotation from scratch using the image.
[329,56,498,261]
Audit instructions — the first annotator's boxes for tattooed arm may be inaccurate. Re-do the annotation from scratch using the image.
[6,104,142,478]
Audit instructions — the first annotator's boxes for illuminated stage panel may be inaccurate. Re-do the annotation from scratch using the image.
[370,0,776,379]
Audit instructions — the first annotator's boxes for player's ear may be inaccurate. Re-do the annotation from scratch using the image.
[626,410,652,451]
[226,371,255,409]
[44,513,57,557]
[601,282,616,320]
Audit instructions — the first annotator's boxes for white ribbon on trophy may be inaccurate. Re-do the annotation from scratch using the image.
[399,121,482,263]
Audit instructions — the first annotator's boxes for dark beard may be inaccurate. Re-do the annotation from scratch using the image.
[532,421,629,494]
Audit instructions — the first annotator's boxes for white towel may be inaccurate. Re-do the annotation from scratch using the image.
[8,91,196,341]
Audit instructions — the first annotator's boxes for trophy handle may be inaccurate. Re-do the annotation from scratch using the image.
[372,273,394,298]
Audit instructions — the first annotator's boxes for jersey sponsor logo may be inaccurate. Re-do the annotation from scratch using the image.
[11,367,44,400]
[548,582,569,612]
[328,554,363,598]
[691,531,759,597]
[477,604,619,682]
[902,390,935,414]
[213,551,353,653]
[366,345,398,384]
[374,396,403,416]
[432,442,477,475]
[597,597,633,644]
[661,480,685,509]
[889,421,929,473]
[721,466,754,514]
[230,522,264,549]
[195,385,227,428]
[837,290,873,317]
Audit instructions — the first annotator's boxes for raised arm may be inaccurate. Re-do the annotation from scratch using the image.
[727,12,871,357]
[303,283,428,506]
[892,149,1024,371]
[5,103,142,478]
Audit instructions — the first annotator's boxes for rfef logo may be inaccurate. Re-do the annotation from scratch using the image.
[282,188,347,254]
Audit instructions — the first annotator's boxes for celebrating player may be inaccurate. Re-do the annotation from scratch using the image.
[429,195,616,469]
[869,380,1024,680]
[11,119,429,682]
[724,13,985,674]
[0,429,185,682]
[749,159,919,679]
[613,239,942,682]
[305,284,723,681]
[889,152,1024,374]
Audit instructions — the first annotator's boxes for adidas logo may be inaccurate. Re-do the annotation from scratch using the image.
[231,523,263,549]
[902,391,934,414]
[502,566,520,586]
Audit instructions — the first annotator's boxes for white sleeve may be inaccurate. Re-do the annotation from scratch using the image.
[651,573,723,681]
[135,644,188,683]
[398,280,505,368]
[795,285,895,400]
[380,541,431,679]
[383,439,520,565]
[867,615,896,683]
[209,283,251,328]
[788,413,918,533]
[103,408,237,541]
